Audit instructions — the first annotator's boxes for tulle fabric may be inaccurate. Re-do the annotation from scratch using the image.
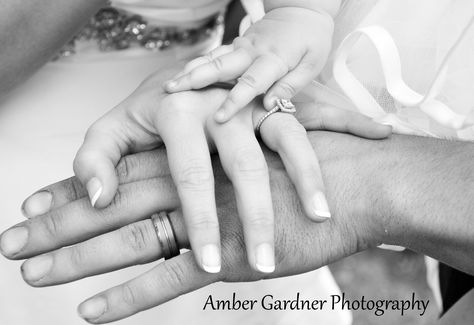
[318,0,474,140]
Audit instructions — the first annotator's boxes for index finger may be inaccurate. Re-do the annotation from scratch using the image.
[214,55,288,123]
[165,48,253,92]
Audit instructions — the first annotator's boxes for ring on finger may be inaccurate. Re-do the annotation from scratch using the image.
[255,99,297,135]
[151,212,180,260]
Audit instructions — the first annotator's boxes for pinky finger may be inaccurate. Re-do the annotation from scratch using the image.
[297,103,392,139]
[77,252,218,324]
[259,112,331,222]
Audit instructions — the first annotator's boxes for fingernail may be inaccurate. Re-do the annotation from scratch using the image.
[78,297,107,321]
[0,227,28,257]
[22,255,53,282]
[165,80,178,90]
[214,110,227,123]
[313,192,331,219]
[268,96,278,107]
[86,178,102,208]
[22,191,53,218]
[201,244,221,273]
[255,243,275,273]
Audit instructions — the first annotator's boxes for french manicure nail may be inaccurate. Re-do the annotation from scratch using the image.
[22,191,53,218]
[22,255,53,282]
[0,227,28,257]
[313,191,331,219]
[87,178,102,208]
[201,244,221,273]
[78,297,107,320]
[255,243,275,273]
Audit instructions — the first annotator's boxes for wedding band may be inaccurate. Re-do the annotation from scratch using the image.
[256,99,297,134]
[151,212,180,260]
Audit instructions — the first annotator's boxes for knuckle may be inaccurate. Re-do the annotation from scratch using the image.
[176,161,213,191]
[232,148,268,179]
[121,282,139,307]
[42,214,63,238]
[69,246,88,269]
[116,155,135,182]
[121,222,152,254]
[211,57,225,72]
[238,74,260,92]
[276,80,298,98]
[109,187,129,210]
[276,120,307,145]
[161,260,187,291]
[188,213,219,231]
[246,211,274,229]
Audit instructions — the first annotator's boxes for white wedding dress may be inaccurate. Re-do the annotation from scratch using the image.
[0,1,349,324]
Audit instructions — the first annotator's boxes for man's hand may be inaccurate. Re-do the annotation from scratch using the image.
[0,131,386,323]
[2,131,474,323]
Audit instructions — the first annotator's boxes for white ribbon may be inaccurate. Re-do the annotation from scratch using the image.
[333,18,474,135]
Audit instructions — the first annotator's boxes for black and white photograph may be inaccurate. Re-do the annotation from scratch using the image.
[0,0,473,324]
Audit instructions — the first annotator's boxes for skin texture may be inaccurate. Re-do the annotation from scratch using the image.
[1,131,474,323]
[165,2,338,121]
[71,67,390,274]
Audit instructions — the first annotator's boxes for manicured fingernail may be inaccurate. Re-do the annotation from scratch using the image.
[78,297,107,321]
[201,244,221,273]
[312,192,331,219]
[22,191,53,218]
[0,227,28,257]
[255,243,275,273]
[22,255,53,282]
[214,110,227,123]
[87,178,102,208]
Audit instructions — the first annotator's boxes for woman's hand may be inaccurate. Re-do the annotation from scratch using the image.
[0,131,387,323]
[72,66,390,274]
[71,67,319,274]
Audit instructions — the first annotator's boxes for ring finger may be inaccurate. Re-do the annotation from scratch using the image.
[257,110,331,221]
[21,210,189,287]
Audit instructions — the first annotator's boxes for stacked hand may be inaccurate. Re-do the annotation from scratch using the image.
[0,130,388,323]
[69,66,390,275]
[165,7,335,121]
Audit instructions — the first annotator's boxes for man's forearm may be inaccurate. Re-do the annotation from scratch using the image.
[309,132,474,275]
[0,0,107,95]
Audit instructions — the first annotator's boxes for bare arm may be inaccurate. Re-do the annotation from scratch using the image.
[0,0,107,95]
[306,131,474,274]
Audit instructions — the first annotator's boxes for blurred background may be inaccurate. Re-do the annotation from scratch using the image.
[330,249,439,324]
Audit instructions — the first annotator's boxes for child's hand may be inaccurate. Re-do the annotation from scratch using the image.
[164,7,334,123]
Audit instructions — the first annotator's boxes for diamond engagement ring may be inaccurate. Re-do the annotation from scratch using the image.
[255,99,297,134]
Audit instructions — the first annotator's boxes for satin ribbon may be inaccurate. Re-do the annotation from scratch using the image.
[333,18,474,136]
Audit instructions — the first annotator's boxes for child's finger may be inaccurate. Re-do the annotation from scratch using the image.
[181,45,234,76]
[264,54,323,110]
[165,48,253,92]
[214,55,287,123]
